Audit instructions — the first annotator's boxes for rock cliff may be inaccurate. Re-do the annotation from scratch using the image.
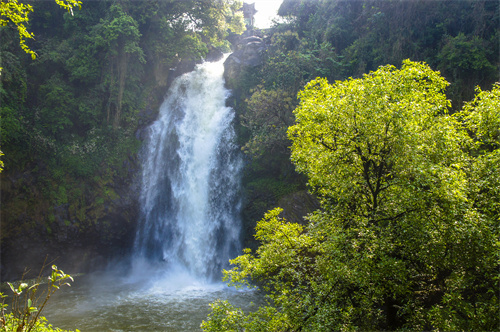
[224,35,267,91]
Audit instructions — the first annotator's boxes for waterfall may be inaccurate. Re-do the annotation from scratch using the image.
[133,56,242,281]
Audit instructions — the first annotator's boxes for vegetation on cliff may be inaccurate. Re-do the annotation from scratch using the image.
[0,0,244,279]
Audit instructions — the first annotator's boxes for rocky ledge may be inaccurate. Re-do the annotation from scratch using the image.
[224,35,267,91]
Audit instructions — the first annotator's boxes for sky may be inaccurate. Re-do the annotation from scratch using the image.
[252,0,284,28]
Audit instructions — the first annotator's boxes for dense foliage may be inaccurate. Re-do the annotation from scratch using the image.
[230,1,498,238]
[0,0,82,61]
[203,61,499,331]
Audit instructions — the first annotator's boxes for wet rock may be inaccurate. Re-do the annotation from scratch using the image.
[206,48,224,62]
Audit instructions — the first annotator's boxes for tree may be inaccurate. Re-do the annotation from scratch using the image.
[203,208,319,332]
[88,2,144,129]
[0,0,81,172]
[287,60,498,330]
[0,0,81,61]
[289,60,458,222]
[458,83,500,153]
[242,86,295,158]
[203,61,499,331]
[437,33,497,104]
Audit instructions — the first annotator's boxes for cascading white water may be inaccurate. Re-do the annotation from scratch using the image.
[42,57,261,332]
[133,56,242,281]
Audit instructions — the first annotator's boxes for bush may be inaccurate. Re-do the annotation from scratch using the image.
[0,265,78,332]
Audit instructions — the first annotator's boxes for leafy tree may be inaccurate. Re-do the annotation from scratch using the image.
[204,61,499,331]
[437,33,497,104]
[242,86,295,158]
[458,83,500,152]
[456,83,500,237]
[0,45,26,147]
[88,2,144,128]
[288,60,498,330]
[0,0,81,173]
[37,74,76,139]
[0,0,81,61]
[289,60,458,217]
[203,208,318,332]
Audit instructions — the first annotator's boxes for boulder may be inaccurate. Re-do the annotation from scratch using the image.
[206,47,225,62]
[224,36,266,90]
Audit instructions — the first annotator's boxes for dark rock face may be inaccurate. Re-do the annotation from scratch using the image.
[277,191,321,225]
[166,58,199,88]
[206,47,225,62]
[240,189,320,252]
[224,35,266,90]
[0,162,140,281]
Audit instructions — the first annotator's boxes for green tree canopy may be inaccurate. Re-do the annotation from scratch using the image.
[288,60,461,222]
[242,86,295,158]
[203,61,499,331]
[0,0,81,61]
